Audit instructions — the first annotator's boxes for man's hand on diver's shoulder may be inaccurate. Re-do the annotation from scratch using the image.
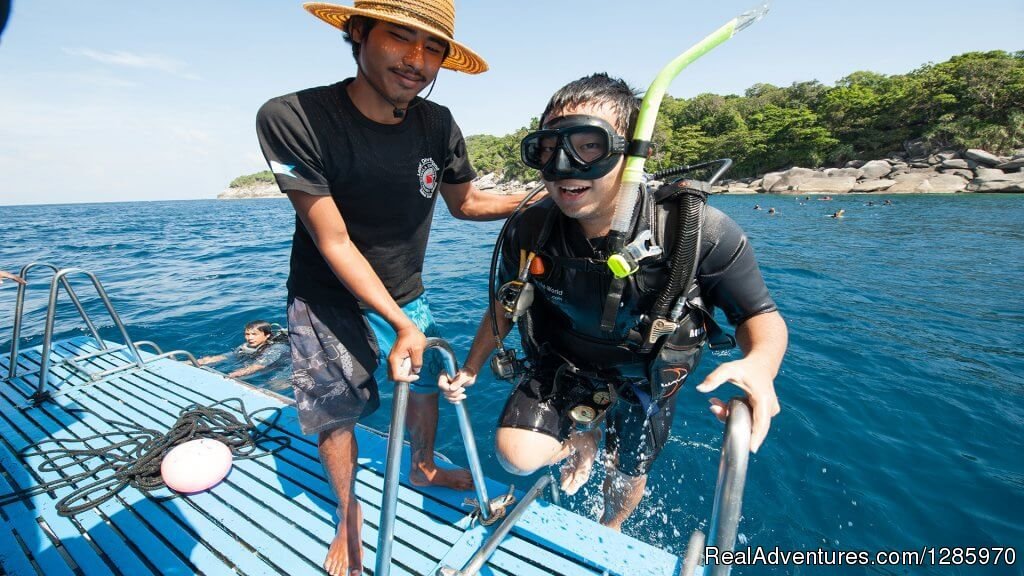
[696,356,781,454]
[438,367,477,403]
[388,323,426,383]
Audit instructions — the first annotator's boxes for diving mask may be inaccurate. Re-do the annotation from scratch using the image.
[521,115,626,181]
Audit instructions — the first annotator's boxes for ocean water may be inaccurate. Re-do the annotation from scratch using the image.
[2,194,1022,575]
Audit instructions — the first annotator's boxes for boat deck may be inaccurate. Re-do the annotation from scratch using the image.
[0,336,682,576]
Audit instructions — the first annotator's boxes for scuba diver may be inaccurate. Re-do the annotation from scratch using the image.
[198,320,289,379]
[439,74,787,530]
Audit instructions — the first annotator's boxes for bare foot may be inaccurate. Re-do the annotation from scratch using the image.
[409,461,474,491]
[324,501,363,576]
[560,430,600,496]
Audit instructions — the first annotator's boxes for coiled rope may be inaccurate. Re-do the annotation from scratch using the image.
[0,398,290,516]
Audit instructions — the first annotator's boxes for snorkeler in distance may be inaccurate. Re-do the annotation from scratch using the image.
[831,209,845,218]
[198,320,289,379]
[439,74,787,531]
[768,207,777,215]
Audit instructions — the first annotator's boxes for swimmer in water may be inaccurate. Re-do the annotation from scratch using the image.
[831,209,845,218]
[198,320,289,379]
[768,207,777,215]
[754,204,761,210]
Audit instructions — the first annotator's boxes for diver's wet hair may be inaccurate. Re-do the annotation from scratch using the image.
[541,73,640,136]
[244,320,273,337]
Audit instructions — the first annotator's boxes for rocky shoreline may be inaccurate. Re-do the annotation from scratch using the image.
[715,147,1024,195]
[219,146,1024,199]
[217,183,282,199]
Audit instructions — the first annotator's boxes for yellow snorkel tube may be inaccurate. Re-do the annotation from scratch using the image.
[606,2,771,279]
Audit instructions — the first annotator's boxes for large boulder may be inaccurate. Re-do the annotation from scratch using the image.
[886,173,934,193]
[769,167,817,192]
[996,158,1024,171]
[761,171,784,192]
[844,160,866,168]
[795,176,857,193]
[936,150,959,161]
[940,159,970,170]
[860,160,892,180]
[940,168,974,180]
[824,167,865,179]
[852,179,896,192]
[975,167,1005,179]
[968,171,1024,192]
[473,172,498,190]
[926,174,968,193]
[964,149,1002,167]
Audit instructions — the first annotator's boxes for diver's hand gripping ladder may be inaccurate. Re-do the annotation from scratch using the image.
[5,263,198,403]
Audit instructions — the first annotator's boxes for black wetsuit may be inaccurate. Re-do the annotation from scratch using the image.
[498,195,777,476]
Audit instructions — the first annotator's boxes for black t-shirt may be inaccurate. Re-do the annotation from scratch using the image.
[256,79,476,306]
[500,200,777,337]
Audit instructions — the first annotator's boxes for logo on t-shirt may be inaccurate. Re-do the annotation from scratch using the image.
[418,158,440,198]
[270,160,297,178]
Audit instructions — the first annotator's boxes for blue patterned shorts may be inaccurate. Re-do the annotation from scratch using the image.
[287,295,443,436]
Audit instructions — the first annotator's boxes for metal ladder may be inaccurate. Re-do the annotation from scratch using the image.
[680,399,752,576]
[373,336,753,576]
[4,263,198,403]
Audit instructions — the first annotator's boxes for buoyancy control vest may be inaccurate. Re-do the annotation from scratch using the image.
[513,182,731,401]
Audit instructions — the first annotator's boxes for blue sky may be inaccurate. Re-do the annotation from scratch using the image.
[0,0,1021,206]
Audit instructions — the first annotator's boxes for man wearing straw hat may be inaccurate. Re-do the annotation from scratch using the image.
[256,2,529,574]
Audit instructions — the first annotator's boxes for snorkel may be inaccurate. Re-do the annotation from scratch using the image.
[606,2,770,279]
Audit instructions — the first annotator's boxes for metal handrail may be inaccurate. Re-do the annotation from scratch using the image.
[7,262,106,379]
[33,268,143,397]
[134,341,164,355]
[681,398,752,576]
[439,475,553,576]
[424,338,493,520]
[376,338,496,576]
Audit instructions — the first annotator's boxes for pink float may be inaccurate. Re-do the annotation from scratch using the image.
[160,438,233,493]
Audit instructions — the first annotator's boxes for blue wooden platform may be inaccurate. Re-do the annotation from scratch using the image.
[0,336,683,575]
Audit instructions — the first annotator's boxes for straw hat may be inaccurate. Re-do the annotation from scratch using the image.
[303,1,488,74]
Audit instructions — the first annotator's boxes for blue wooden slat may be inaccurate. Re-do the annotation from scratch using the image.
[82,366,455,573]
[87,344,647,575]
[13,338,686,576]
[0,407,146,576]
[0,367,249,576]
[0,520,41,576]
[0,404,162,576]
[0,464,74,576]
[103,363,468,546]
[63,343,447,575]
[77,389,342,571]
[14,365,296,576]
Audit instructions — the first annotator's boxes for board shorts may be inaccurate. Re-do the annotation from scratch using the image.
[287,295,444,436]
[498,370,678,477]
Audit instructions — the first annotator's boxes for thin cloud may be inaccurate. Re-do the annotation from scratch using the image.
[64,47,201,80]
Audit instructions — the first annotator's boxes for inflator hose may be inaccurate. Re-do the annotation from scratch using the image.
[651,194,703,320]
